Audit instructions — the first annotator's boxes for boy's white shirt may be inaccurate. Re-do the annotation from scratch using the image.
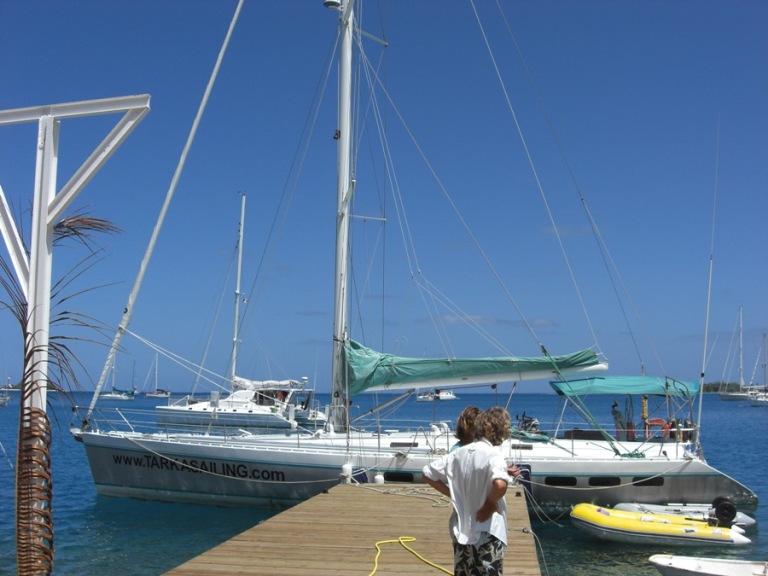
[423,438,509,545]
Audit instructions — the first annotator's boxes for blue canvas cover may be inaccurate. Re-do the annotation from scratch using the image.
[549,376,700,398]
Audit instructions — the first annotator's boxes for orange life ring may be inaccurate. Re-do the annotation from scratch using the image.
[644,417,665,438]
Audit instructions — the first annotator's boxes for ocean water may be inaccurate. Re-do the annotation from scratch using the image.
[0,391,764,575]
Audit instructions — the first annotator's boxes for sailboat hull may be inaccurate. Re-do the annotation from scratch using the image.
[71,426,758,513]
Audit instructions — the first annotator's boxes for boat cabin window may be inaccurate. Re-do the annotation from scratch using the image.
[253,391,280,406]
[588,477,621,487]
[544,476,577,487]
[632,476,664,487]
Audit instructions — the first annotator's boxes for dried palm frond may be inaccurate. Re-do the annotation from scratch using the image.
[52,210,121,251]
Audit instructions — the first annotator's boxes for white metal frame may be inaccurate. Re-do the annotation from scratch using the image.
[0,94,150,413]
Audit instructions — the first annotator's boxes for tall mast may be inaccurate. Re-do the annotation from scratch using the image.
[230,193,246,386]
[329,0,355,430]
[763,333,767,389]
[738,305,744,388]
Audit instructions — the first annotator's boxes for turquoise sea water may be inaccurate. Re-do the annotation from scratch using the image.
[0,392,765,575]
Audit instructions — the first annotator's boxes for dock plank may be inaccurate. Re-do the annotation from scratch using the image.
[165,483,541,575]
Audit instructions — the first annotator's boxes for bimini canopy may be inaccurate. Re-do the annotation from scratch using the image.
[233,377,304,391]
[344,340,607,395]
[549,376,700,399]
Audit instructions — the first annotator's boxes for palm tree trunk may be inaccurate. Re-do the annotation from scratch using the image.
[16,402,54,575]
[16,334,54,575]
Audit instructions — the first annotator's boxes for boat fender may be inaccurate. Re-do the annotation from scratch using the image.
[374,473,384,484]
[341,462,352,483]
[682,419,692,442]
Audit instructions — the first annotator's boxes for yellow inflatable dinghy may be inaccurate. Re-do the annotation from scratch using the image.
[570,503,750,546]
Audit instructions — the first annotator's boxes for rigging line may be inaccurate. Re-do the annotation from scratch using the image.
[359,44,393,356]
[348,40,391,349]
[470,0,577,350]
[359,39,541,350]
[487,0,607,347]
[491,1,659,370]
[190,239,237,396]
[697,114,720,442]
[351,88,448,361]
[237,27,340,357]
[84,0,245,422]
[349,220,385,346]
[0,440,13,470]
[355,39,461,358]
[581,201,664,374]
[414,274,512,355]
[125,329,231,393]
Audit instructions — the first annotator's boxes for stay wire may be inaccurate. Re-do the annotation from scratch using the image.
[357,22,540,352]
[470,0,584,351]
[489,0,665,372]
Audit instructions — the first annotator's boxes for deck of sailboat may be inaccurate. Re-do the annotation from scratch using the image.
[164,482,541,575]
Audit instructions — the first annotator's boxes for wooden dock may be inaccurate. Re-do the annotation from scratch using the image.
[164,482,541,575]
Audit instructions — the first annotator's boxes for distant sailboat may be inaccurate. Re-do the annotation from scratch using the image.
[718,307,758,401]
[98,358,135,401]
[416,389,458,402]
[144,354,171,399]
[749,333,768,407]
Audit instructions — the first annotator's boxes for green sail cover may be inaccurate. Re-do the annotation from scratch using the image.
[344,340,604,395]
[549,376,700,398]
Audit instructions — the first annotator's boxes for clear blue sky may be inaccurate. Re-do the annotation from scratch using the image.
[1,1,766,395]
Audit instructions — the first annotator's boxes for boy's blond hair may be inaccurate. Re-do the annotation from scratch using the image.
[477,407,511,446]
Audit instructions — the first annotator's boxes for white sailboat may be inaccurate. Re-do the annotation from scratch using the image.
[143,355,171,399]
[70,1,756,514]
[98,358,136,401]
[718,307,761,402]
[749,333,768,407]
[154,194,326,431]
[416,389,458,402]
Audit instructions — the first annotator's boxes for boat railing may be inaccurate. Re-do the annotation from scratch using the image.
[545,416,698,445]
[72,405,160,435]
[71,405,301,437]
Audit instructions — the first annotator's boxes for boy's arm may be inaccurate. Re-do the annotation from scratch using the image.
[423,474,451,498]
[475,478,508,522]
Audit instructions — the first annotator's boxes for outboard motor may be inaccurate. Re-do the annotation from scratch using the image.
[710,496,738,526]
